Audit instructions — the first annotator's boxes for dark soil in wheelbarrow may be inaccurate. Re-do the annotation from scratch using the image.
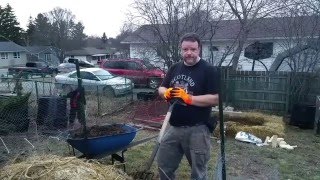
[71,124,126,138]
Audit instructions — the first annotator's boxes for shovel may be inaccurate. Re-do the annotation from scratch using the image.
[134,98,184,179]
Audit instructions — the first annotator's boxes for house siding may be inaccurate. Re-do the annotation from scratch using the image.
[129,38,314,71]
[0,52,27,68]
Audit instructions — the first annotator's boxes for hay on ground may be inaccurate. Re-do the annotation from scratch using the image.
[0,154,132,180]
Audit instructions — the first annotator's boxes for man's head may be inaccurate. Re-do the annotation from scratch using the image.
[180,33,201,66]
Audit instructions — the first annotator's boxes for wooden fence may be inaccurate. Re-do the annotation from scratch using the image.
[221,69,320,113]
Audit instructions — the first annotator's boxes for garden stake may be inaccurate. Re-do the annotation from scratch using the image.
[214,67,226,180]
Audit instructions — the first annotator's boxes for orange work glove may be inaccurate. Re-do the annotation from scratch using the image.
[164,87,173,100]
[170,88,192,105]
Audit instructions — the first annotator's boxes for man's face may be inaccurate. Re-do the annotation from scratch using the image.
[181,40,200,66]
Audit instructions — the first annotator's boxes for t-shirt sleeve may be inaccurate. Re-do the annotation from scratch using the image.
[160,64,176,88]
[206,66,219,94]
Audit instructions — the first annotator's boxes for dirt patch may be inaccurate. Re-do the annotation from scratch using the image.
[71,124,126,138]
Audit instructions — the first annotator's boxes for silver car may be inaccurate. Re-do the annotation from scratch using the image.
[55,68,133,97]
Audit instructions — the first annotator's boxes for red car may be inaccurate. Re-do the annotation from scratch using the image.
[100,59,165,89]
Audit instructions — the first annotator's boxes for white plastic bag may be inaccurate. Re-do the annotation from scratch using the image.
[235,131,262,145]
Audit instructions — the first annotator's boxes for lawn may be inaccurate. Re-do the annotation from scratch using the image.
[122,115,320,180]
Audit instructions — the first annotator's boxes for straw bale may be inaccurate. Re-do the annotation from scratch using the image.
[213,112,285,139]
[0,154,132,180]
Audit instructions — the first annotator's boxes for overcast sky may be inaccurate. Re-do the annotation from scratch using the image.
[1,0,134,38]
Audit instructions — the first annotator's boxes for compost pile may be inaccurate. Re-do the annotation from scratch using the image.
[0,155,132,180]
[72,124,126,138]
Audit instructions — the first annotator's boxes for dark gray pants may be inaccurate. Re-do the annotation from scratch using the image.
[157,125,211,180]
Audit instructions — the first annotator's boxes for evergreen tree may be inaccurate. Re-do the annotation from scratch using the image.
[0,4,22,43]
[33,13,51,45]
[71,22,87,49]
[102,32,107,44]
[25,16,35,45]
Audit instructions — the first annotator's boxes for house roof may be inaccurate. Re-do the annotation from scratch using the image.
[0,41,26,52]
[65,47,108,56]
[25,46,55,54]
[122,16,320,43]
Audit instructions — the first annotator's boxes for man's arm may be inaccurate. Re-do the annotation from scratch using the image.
[190,94,218,107]
[158,86,168,99]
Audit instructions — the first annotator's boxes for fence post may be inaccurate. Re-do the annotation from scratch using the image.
[35,81,39,101]
[285,73,291,115]
[97,86,101,116]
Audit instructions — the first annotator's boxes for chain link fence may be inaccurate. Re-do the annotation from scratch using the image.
[0,74,180,179]
[0,73,224,179]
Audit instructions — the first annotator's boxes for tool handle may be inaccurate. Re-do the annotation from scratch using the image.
[158,101,176,142]
[145,142,160,171]
[158,111,172,142]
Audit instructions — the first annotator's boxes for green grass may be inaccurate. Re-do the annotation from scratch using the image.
[123,125,320,180]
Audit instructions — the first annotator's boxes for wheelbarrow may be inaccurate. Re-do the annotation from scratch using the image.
[67,124,139,157]
[66,123,157,171]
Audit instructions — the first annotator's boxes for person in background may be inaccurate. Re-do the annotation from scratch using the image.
[157,32,219,180]
[66,86,86,129]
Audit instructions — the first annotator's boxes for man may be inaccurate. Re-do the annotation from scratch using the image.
[157,32,219,180]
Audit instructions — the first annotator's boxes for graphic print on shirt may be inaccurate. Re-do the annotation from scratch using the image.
[170,74,195,95]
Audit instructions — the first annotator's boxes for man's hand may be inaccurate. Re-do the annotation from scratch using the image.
[164,87,174,100]
[170,88,192,105]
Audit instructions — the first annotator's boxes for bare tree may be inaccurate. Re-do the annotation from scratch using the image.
[270,1,320,105]
[272,0,320,72]
[225,0,287,70]
[38,7,87,61]
[130,0,219,68]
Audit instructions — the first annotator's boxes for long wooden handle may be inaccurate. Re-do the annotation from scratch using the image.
[144,102,176,171]
[158,111,172,143]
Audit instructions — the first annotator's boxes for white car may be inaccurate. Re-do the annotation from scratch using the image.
[55,68,133,97]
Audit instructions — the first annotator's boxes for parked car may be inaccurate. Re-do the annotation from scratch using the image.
[63,58,95,68]
[55,68,133,97]
[57,63,76,73]
[99,59,165,89]
[8,61,59,78]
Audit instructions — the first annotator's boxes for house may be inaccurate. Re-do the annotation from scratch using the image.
[0,41,27,68]
[121,16,320,71]
[65,47,109,65]
[25,46,60,66]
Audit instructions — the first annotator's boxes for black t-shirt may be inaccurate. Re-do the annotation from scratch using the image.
[161,59,219,126]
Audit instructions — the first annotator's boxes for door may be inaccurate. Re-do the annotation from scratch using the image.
[125,61,145,85]
[103,61,126,76]
[80,71,100,92]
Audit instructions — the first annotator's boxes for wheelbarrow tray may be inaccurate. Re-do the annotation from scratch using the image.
[67,124,138,156]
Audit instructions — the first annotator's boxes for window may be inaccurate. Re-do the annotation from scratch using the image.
[69,72,77,78]
[44,53,51,61]
[13,52,20,58]
[80,71,99,80]
[104,61,127,69]
[127,62,142,70]
[1,53,8,59]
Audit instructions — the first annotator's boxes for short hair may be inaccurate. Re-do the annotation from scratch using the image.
[180,32,202,47]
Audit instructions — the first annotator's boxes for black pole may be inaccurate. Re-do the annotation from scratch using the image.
[73,59,82,88]
[218,67,226,180]
[69,58,87,138]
